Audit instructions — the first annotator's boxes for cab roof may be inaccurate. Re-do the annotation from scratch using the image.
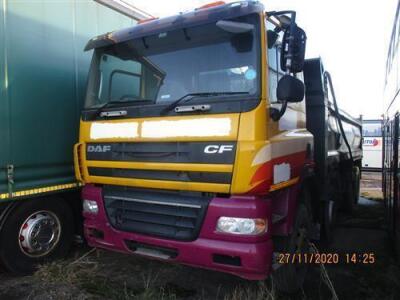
[85,1,264,51]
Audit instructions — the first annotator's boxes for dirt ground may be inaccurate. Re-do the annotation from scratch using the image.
[360,172,383,200]
[1,171,399,300]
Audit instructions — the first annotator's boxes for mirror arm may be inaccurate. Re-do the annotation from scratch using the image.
[267,10,296,23]
[270,100,287,121]
[286,12,297,70]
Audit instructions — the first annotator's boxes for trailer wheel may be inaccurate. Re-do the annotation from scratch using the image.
[0,197,74,274]
[272,201,311,294]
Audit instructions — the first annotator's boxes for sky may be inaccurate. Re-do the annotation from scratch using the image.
[131,0,398,119]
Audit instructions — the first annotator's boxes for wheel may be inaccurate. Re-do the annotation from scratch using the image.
[0,197,74,274]
[352,166,360,205]
[342,166,360,214]
[322,197,337,243]
[272,200,311,294]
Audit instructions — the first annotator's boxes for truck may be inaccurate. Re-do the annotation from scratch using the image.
[75,1,362,292]
[0,0,146,274]
[383,0,400,257]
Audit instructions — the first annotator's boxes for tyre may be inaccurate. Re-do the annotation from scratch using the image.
[322,196,337,244]
[352,166,361,205]
[0,197,74,274]
[342,166,360,214]
[272,201,311,294]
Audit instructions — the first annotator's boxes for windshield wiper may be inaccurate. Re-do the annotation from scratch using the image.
[161,92,249,115]
[92,99,154,117]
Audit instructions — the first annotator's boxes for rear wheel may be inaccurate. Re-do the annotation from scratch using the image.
[352,166,361,204]
[342,166,360,214]
[272,198,311,294]
[322,196,337,243]
[0,197,74,274]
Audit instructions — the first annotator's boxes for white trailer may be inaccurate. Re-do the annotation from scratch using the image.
[362,119,383,170]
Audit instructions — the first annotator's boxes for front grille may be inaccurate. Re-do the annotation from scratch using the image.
[103,186,211,241]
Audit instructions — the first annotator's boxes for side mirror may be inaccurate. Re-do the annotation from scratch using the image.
[280,24,306,73]
[277,75,304,102]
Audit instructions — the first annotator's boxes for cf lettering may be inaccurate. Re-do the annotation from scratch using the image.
[204,145,234,154]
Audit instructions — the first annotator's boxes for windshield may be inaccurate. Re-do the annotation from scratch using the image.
[84,14,260,110]
[363,122,382,137]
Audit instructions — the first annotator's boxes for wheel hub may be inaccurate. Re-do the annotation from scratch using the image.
[18,211,61,257]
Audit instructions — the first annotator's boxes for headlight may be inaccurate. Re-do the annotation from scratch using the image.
[216,217,267,235]
[83,199,99,214]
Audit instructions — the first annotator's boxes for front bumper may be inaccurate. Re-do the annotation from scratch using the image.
[82,184,273,280]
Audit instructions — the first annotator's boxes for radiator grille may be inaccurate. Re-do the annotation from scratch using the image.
[103,186,211,241]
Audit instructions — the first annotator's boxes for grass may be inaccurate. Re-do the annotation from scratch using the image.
[361,190,383,201]
[223,281,276,300]
[33,249,280,299]
[34,249,179,300]
[33,246,345,300]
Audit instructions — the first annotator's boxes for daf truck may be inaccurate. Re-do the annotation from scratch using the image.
[0,0,144,274]
[75,1,362,292]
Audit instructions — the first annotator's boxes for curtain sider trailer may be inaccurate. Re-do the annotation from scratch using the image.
[0,0,139,274]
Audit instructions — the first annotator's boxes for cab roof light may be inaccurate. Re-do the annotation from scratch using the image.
[138,17,159,24]
[197,1,226,10]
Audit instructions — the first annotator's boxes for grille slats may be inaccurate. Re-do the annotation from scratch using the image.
[108,200,198,218]
[103,186,211,241]
[110,208,196,230]
[118,220,187,239]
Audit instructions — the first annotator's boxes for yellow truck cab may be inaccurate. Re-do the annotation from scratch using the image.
[74,1,362,293]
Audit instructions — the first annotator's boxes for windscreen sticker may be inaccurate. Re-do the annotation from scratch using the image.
[245,68,257,80]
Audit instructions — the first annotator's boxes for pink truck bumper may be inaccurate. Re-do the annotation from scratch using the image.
[82,184,273,280]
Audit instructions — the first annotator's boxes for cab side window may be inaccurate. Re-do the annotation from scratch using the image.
[266,20,285,103]
[268,45,281,103]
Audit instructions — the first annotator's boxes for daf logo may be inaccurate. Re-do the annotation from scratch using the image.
[87,145,111,153]
[204,145,234,154]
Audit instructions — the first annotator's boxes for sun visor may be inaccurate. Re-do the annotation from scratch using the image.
[84,1,264,51]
